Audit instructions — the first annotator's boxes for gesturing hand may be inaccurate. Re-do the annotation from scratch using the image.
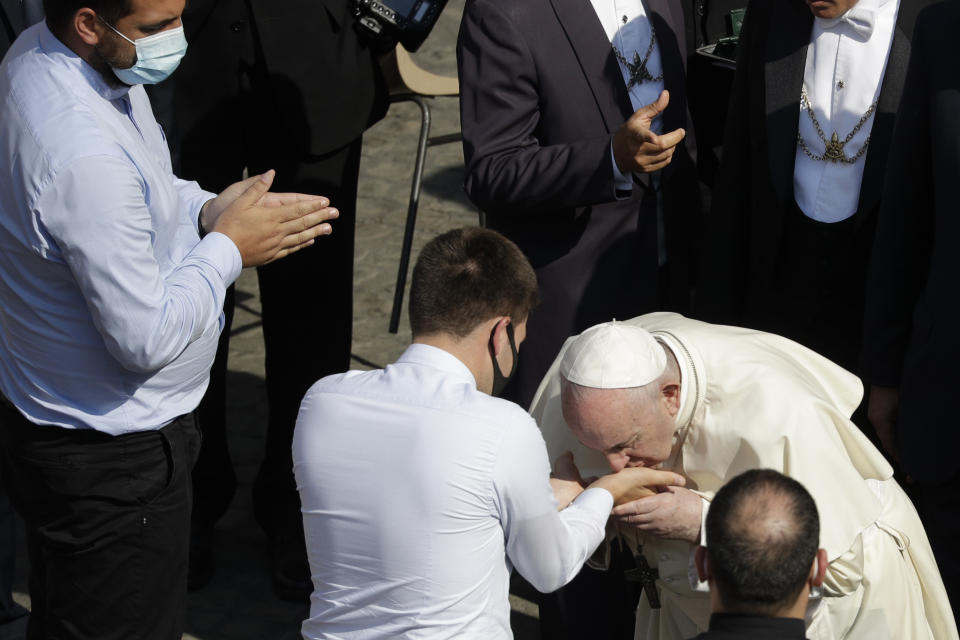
[612,90,686,174]
[209,170,339,267]
[612,485,702,543]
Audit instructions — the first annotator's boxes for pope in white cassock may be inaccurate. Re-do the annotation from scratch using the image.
[531,312,957,640]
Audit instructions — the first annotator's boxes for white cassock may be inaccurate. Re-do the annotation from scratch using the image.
[531,312,957,640]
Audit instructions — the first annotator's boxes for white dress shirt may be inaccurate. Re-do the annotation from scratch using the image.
[0,23,241,434]
[293,343,614,639]
[794,0,899,222]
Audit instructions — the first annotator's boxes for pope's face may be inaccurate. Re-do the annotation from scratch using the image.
[806,0,859,19]
[561,383,675,472]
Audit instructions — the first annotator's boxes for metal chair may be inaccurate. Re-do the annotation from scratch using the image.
[380,44,460,333]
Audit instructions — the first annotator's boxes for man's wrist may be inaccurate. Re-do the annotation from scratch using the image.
[198,199,214,239]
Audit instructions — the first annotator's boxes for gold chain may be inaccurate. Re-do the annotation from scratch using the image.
[797,85,876,164]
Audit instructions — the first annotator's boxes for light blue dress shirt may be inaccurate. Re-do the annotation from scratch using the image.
[0,23,242,434]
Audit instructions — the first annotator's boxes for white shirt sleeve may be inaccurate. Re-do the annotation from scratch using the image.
[492,417,614,593]
[173,176,217,231]
[37,155,241,373]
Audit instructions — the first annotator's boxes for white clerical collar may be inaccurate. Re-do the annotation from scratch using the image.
[652,334,694,430]
[816,0,890,40]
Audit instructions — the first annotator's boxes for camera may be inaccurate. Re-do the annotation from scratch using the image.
[353,0,448,52]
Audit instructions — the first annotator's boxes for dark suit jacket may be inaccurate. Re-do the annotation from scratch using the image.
[700,0,929,324]
[458,0,702,405]
[0,0,26,59]
[861,0,960,484]
[161,0,387,158]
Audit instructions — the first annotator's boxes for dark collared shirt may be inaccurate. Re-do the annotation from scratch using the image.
[690,613,808,640]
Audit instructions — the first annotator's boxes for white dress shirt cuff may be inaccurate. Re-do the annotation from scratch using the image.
[610,142,633,197]
[184,186,218,229]
[195,231,243,287]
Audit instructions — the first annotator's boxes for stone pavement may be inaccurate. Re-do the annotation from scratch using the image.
[10,1,544,637]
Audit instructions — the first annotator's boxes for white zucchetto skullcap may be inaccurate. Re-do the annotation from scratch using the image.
[559,321,666,389]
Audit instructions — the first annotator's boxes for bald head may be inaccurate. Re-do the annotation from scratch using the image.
[704,470,820,615]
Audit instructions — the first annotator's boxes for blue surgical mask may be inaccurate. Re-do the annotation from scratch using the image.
[100,18,187,85]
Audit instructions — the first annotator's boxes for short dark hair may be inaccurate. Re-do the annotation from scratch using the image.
[44,0,133,35]
[409,227,538,338]
[706,469,819,614]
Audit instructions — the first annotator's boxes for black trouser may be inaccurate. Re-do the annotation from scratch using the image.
[0,474,28,639]
[537,541,641,640]
[0,403,199,640]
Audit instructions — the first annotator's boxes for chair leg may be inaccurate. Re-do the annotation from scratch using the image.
[390,95,431,334]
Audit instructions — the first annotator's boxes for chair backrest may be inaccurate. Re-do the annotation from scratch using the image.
[381,44,459,98]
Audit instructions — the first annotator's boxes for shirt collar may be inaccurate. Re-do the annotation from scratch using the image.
[816,0,892,40]
[38,22,131,102]
[708,613,807,638]
[396,343,478,388]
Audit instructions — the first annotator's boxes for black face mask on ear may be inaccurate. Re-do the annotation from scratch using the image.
[488,322,517,397]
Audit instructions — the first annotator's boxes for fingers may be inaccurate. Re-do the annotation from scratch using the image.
[657,127,686,148]
[612,493,664,520]
[235,169,276,208]
[264,237,317,264]
[639,468,686,488]
[272,198,339,230]
[635,89,670,121]
[263,192,331,208]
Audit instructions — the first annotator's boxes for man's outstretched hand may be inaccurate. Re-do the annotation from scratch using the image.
[203,170,339,267]
[612,90,686,175]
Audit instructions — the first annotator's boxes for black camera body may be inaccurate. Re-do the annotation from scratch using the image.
[353,0,448,52]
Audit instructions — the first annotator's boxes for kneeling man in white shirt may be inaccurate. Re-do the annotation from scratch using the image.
[292,227,684,639]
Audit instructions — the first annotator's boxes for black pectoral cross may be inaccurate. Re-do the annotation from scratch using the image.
[625,51,656,88]
[624,554,661,609]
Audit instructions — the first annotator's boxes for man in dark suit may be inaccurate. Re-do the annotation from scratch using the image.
[862,0,960,621]
[458,0,701,411]
[700,0,932,381]
[691,469,824,640]
[457,1,701,637]
[148,0,388,600]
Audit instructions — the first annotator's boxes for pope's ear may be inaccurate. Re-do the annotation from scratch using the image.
[694,546,710,583]
[662,382,681,415]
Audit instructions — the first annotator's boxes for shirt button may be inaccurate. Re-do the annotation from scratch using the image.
[230,20,246,32]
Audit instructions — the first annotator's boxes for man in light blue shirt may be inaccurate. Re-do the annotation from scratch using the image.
[0,0,338,637]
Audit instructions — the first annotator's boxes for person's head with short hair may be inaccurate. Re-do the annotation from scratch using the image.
[694,469,827,618]
[44,0,132,34]
[409,227,538,396]
[44,0,186,87]
[559,322,682,471]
